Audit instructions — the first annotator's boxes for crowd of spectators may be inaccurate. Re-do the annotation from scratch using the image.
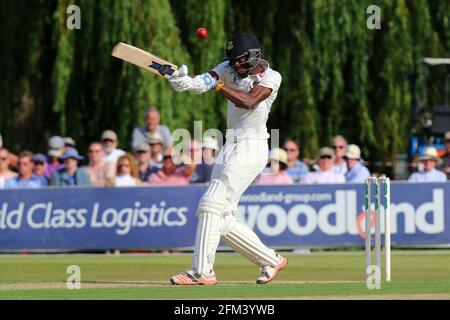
[1,109,449,189]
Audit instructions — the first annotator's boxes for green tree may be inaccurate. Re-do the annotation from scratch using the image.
[0,0,448,171]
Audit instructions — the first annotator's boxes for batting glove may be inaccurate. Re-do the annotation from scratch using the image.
[168,65,193,92]
[190,72,218,94]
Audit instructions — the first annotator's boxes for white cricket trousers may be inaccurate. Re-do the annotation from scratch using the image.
[192,138,280,275]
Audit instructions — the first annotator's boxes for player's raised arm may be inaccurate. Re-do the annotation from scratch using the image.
[217,84,272,109]
[168,67,271,109]
[168,33,277,110]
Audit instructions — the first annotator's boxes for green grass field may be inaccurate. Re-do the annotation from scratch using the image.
[1,251,450,299]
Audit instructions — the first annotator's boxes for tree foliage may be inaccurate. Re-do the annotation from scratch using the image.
[0,0,448,165]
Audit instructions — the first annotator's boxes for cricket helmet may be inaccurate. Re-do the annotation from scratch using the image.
[225,33,261,60]
[225,33,263,73]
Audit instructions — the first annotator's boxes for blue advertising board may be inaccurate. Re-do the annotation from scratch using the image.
[0,182,449,250]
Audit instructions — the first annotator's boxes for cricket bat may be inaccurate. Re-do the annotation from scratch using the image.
[112,42,179,78]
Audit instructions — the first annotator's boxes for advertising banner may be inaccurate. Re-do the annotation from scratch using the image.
[0,183,448,250]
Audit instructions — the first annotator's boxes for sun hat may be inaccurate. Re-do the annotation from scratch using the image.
[32,153,47,164]
[269,148,289,166]
[147,131,164,145]
[101,130,118,141]
[48,149,62,158]
[344,144,361,160]
[49,135,64,149]
[319,147,335,159]
[134,143,150,152]
[64,137,76,147]
[418,147,440,162]
[59,148,84,161]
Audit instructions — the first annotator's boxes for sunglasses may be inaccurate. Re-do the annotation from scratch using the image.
[332,145,345,149]
[320,155,333,159]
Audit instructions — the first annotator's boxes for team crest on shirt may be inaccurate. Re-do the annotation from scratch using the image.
[227,41,233,50]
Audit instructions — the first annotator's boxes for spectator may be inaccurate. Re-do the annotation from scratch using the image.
[302,147,345,184]
[132,107,173,151]
[408,147,447,182]
[344,144,371,183]
[101,130,126,164]
[134,143,154,183]
[283,139,309,182]
[51,148,91,186]
[0,139,8,188]
[331,135,348,175]
[438,131,450,180]
[114,153,141,187]
[148,148,196,185]
[0,136,18,169]
[148,131,164,172]
[257,148,294,185]
[63,137,76,153]
[190,136,219,183]
[45,149,64,179]
[4,151,47,189]
[81,142,115,187]
[48,135,65,150]
[32,153,49,184]
[0,148,18,182]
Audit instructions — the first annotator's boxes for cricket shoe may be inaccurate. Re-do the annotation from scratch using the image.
[256,254,288,284]
[170,269,217,285]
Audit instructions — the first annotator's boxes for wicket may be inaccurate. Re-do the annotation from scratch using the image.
[365,176,391,282]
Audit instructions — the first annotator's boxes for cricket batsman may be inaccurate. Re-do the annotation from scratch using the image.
[168,33,287,285]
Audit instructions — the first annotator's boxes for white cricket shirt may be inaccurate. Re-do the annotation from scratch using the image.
[212,61,282,141]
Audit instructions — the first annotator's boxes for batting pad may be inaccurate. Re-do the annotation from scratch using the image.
[222,214,280,268]
[192,212,222,275]
[197,179,227,216]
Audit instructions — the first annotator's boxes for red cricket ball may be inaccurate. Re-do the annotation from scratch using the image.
[197,27,208,39]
